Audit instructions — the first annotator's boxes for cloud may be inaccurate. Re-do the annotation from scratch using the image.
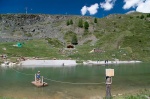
[123,0,141,9]
[81,3,99,15]
[87,3,99,15]
[100,0,116,11]
[136,0,150,13]
[81,6,88,15]
[123,0,150,13]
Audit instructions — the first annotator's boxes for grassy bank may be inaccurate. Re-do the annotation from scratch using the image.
[0,89,149,99]
[113,89,150,99]
[0,38,150,63]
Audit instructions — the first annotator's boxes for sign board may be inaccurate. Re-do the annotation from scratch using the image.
[106,69,114,77]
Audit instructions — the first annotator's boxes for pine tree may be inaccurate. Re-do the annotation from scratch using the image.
[147,14,150,17]
[94,18,97,23]
[66,20,70,26]
[84,21,89,30]
[71,35,78,45]
[140,15,144,19]
[70,19,73,25]
[78,19,83,28]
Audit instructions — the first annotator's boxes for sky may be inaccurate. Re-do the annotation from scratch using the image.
[0,0,150,18]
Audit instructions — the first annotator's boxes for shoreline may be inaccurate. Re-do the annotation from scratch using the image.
[1,59,142,67]
[83,60,142,65]
[20,59,77,67]
[20,59,142,67]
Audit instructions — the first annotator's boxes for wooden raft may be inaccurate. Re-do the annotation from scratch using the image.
[31,74,48,87]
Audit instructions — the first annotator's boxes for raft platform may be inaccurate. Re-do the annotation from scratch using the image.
[31,81,48,87]
[31,74,48,87]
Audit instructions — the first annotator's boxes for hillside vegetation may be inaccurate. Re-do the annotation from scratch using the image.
[0,12,150,62]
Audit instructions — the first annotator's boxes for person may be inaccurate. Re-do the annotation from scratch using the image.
[36,71,41,81]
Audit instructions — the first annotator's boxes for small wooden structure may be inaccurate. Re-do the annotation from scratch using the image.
[67,44,74,48]
[31,74,48,87]
[106,69,114,77]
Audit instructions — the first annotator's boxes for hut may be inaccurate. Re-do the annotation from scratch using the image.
[67,44,74,48]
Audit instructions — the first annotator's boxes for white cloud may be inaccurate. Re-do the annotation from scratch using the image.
[87,3,99,15]
[123,0,150,13]
[81,6,88,15]
[100,0,116,11]
[81,3,99,15]
[136,0,150,13]
[123,0,141,9]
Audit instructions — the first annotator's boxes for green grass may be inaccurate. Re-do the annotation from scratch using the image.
[0,37,149,62]
[0,39,66,60]
[64,31,76,43]
[45,38,63,47]
[1,89,149,99]
[113,89,150,99]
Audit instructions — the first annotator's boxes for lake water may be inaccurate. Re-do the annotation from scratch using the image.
[0,63,150,99]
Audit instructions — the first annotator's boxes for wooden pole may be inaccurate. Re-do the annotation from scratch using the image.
[35,74,36,82]
[41,76,43,85]
[106,76,112,99]
[106,84,111,99]
[105,69,114,99]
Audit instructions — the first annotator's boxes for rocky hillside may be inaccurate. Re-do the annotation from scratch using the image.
[0,13,150,44]
[0,13,150,45]
[0,13,150,61]
[0,14,94,43]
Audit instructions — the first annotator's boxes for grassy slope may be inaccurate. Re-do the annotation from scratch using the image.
[0,13,150,62]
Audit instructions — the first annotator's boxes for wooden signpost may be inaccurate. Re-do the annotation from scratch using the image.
[105,69,114,99]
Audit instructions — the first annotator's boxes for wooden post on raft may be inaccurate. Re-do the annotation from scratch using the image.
[105,69,114,99]
[41,76,43,85]
[35,74,36,82]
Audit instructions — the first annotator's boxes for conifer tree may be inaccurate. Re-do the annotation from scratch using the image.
[66,20,70,26]
[70,19,73,25]
[78,19,83,28]
[84,21,89,30]
[94,18,97,23]
[71,35,78,45]
[140,15,144,19]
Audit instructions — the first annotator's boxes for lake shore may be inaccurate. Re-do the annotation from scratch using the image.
[18,59,142,67]
[20,59,77,67]
[0,58,142,67]
[83,60,142,65]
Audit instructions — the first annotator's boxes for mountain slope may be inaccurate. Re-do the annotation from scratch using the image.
[0,13,150,61]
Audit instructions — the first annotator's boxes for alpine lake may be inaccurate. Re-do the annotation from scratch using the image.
[0,63,150,99]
